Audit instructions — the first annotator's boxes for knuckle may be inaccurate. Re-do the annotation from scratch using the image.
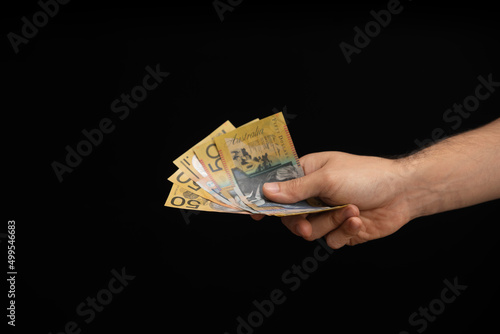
[345,217,362,236]
[284,178,303,200]
[323,172,337,189]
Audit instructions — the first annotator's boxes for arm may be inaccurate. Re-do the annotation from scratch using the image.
[254,118,500,248]
[399,117,500,220]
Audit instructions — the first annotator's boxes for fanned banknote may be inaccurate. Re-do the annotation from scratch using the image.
[173,120,235,181]
[167,120,237,209]
[165,112,345,216]
[167,169,234,209]
[165,184,248,214]
[193,141,240,208]
[193,120,260,214]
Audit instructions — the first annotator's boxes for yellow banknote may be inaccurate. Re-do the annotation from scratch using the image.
[165,184,248,214]
[173,120,235,181]
[167,169,234,209]
[213,112,341,216]
[192,119,261,213]
[193,118,260,197]
[193,141,234,203]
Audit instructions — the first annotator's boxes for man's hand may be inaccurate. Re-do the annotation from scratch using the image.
[252,151,412,249]
[252,118,500,249]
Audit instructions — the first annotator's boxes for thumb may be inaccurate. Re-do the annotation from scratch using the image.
[262,172,325,204]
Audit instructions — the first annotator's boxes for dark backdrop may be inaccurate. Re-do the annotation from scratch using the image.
[3,1,499,333]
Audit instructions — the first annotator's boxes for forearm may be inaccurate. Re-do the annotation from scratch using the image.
[398,118,500,220]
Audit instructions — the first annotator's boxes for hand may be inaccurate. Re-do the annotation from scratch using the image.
[252,151,412,249]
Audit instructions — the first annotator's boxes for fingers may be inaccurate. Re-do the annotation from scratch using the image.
[281,214,312,237]
[251,214,265,221]
[281,205,363,249]
[324,216,363,249]
[306,204,359,240]
[281,205,358,238]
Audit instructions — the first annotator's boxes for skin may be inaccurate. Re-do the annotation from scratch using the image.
[252,118,500,249]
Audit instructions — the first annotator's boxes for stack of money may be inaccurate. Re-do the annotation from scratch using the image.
[165,112,345,216]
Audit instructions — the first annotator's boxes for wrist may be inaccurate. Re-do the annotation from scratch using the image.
[393,153,443,221]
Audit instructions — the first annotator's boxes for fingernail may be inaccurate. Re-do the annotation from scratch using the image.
[295,225,302,237]
[263,182,279,193]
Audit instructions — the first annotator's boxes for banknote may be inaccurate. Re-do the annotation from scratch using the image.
[192,119,261,213]
[213,112,343,216]
[173,120,235,181]
[193,141,234,206]
[168,120,237,209]
[193,119,260,194]
[167,169,235,209]
[193,140,253,212]
[165,184,248,214]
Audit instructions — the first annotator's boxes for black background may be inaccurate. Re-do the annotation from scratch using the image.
[3,0,499,333]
